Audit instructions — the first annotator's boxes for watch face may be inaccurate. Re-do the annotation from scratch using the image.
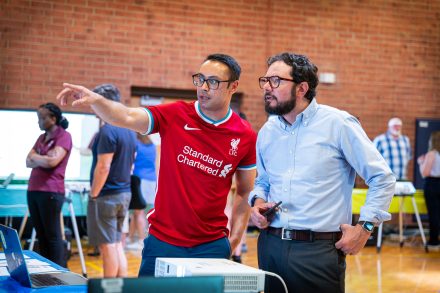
[364,222,374,232]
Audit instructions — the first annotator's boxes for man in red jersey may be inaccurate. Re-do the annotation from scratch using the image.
[56,54,257,276]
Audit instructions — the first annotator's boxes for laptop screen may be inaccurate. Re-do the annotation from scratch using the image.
[0,224,32,287]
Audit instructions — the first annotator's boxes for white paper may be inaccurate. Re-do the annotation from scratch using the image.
[0,253,27,259]
[25,259,50,266]
[0,266,9,276]
[0,255,40,267]
[28,266,59,274]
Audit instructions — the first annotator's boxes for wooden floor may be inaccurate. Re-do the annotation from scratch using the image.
[67,232,440,293]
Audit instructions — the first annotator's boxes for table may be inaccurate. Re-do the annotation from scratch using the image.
[0,250,87,292]
[0,184,88,217]
[352,188,428,252]
[0,183,89,276]
[352,188,427,214]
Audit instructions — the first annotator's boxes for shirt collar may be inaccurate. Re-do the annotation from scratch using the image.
[386,131,401,140]
[194,101,233,126]
[276,98,319,129]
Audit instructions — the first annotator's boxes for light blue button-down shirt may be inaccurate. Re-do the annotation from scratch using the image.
[250,99,396,232]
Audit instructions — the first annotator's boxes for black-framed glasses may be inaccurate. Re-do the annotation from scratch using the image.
[259,76,295,89]
[192,74,231,90]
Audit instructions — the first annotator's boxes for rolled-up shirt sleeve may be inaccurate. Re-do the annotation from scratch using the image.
[340,116,396,224]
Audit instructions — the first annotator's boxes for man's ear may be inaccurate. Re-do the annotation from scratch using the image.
[296,82,309,99]
[229,80,239,94]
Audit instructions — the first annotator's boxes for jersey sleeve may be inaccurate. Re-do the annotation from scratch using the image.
[144,102,181,135]
[237,126,257,170]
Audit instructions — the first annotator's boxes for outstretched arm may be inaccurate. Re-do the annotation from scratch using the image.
[57,83,150,134]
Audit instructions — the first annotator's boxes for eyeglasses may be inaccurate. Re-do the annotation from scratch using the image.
[192,74,231,90]
[259,76,295,89]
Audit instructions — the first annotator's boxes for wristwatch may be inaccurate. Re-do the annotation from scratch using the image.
[358,221,375,233]
[250,195,258,207]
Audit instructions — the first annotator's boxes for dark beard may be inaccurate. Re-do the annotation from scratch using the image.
[264,93,296,116]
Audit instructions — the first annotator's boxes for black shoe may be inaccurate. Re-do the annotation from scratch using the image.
[428,240,439,246]
[231,255,242,263]
[87,247,100,256]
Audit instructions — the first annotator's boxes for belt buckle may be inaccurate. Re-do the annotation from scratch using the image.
[281,228,292,240]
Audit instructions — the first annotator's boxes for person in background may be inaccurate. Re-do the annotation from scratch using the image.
[56,53,256,277]
[87,84,137,277]
[250,52,395,293]
[26,102,72,267]
[417,131,440,249]
[373,117,411,180]
[126,133,157,250]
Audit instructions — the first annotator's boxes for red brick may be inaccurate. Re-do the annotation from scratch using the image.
[1,0,439,179]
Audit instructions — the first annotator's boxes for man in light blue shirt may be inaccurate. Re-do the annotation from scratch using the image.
[249,52,396,293]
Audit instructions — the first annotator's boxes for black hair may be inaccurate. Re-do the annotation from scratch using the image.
[267,52,319,101]
[205,53,241,82]
[39,102,69,129]
[92,84,121,102]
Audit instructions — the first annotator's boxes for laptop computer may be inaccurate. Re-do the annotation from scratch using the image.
[0,224,87,288]
[88,276,224,293]
[0,173,14,189]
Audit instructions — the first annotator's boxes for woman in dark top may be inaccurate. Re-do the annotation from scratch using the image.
[26,103,72,267]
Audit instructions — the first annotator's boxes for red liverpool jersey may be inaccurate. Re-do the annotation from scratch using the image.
[144,101,256,247]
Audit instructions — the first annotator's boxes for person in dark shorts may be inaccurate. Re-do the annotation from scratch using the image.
[87,84,136,278]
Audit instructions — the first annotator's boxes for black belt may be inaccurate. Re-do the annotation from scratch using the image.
[267,227,342,242]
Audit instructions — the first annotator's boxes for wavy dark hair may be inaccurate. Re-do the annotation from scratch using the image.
[267,52,319,101]
[39,102,69,129]
[205,53,241,83]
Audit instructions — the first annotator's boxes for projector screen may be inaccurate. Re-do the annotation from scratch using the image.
[0,109,99,181]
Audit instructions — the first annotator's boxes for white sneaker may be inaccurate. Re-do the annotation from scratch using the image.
[125,240,144,250]
[427,244,440,251]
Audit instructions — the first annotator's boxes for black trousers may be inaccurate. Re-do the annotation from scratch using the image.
[258,230,346,293]
[27,191,66,267]
[424,177,440,245]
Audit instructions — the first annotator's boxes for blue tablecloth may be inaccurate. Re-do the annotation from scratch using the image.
[0,250,86,292]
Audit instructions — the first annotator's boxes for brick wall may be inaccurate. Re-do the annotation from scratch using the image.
[1,0,439,179]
